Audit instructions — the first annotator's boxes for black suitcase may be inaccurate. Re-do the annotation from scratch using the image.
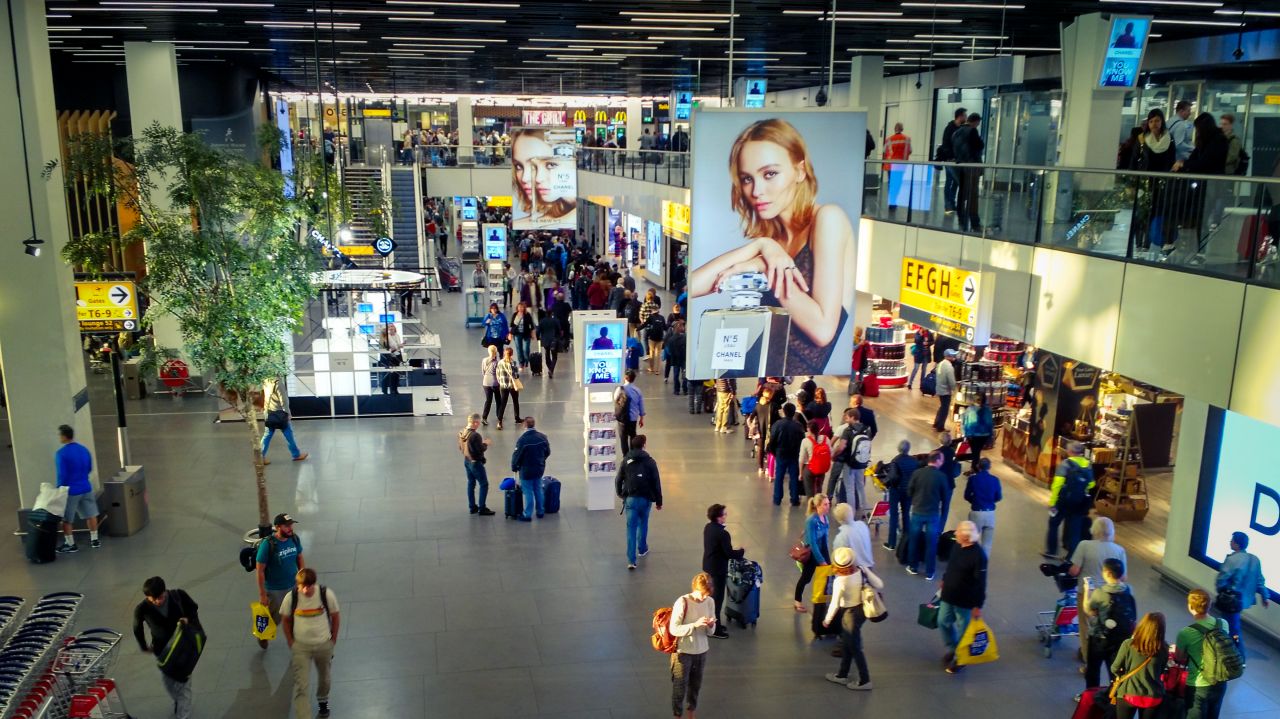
[504,488,524,519]
[542,477,561,514]
[24,509,60,564]
[725,559,762,628]
[812,602,838,638]
[529,351,543,376]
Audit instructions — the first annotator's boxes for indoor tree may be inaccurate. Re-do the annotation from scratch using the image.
[56,122,333,532]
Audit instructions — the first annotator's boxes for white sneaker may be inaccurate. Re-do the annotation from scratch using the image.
[825,673,849,686]
[848,680,873,691]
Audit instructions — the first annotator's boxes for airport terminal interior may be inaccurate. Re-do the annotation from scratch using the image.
[1,1,1280,718]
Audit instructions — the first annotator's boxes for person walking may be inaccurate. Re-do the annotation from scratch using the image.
[281,568,340,719]
[668,572,716,719]
[962,458,1002,556]
[794,493,831,613]
[1108,612,1168,719]
[906,452,948,581]
[831,502,874,570]
[882,440,918,551]
[509,302,535,369]
[907,333,930,390]
[133,577,200,719]
[938,108,967,213]
[481,303,509,349]
[961,394,994,472]
[1081,558,1137,694]
[615,369,645,454]
[458,413,494,516]
[255,513,305,650]
[935,432,962,526]
[643,306,667,377]
[1214,531,1269,661]
[666,321,688,394]
[768,403,806,507]
[712,377,736,434]
[1175,589,1233,719]
[260,378,308,466]
[534,308,562,379]
[951,112,985,233]
[822,546,882,690]
[1047,441,1095,559]
[799,420,833,498]
[933,349,957,431]
[939,521,987,674]
[1069,516,1129,655]
[831,408,871,511]
[54,424,100,553]
[480,344,501,427]
[702,504,744,638]
[495,346,523,430]
[616,434,663,570]
[510,417,551,522]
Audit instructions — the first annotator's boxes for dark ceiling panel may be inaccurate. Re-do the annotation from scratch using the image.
[43,1,1280,96]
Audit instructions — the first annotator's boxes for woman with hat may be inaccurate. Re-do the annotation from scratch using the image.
[822,546,883,691]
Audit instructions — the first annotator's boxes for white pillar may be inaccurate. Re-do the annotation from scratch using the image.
[850,56,885,141]
[456,95,474,164]
[625,97,642,152]
[0,0,100,510]
[124,41,186,359]
[1058,13,1125,169]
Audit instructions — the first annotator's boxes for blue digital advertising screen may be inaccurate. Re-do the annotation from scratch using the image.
[459,196,479,221]
[1098,16,1150,89]
[645,220,663,278]
[675,91,693,121]
[743,78,767,109]
[1191,407,1280,601]
[483,224,507,261]
[583,321,625,385]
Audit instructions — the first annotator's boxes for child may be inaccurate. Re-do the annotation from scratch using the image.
[626,336,642,372]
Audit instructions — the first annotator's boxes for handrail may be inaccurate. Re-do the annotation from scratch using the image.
[862,157,1280,185]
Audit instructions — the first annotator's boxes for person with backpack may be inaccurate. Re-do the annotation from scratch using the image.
[511,417,552,522]
[799,420,834,498]
[280,568,340,719]
[1081,558,1138,695]
[133,576,201,719]
[1108,612,1168,719]
[850,394,877,439]
[667,572,716,718]
[935,432,962,527]
[255,513,305,650]
[1214,531,1269,661]
[830,408,872,511]
[882,440,918,552]
[960,394,994,473]
[962,457,1002,556]
[644,310,667,376]
[616,434,663,570]
[1176,588,1244,719]
[459,413,495,516]
[1047,441,1096,559]
[615,369,645,455]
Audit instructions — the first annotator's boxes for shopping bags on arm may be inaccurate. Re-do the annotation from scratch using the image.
[251,601,277,641]
[810,564,835,604]
[33,483,69,518]
[955,616,1000,666]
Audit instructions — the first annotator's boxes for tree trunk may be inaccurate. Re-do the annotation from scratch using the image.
[243,404,270,532]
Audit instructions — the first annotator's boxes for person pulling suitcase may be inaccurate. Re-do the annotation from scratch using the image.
[702,504,745,638]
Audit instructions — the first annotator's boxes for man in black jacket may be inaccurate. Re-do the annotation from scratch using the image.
[133,576,200,719]
[938,107,967,212]
[665,321,688,395]
[938,521,987,674]
[615,434,663,570]
[767,403,806,507]
[702,503,746,638]
[952,113,985,233]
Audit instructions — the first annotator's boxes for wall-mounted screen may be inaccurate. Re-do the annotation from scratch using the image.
[675,91,693,121]
[743,78,767,109]
[1098,16,1151,89]
[482,224,507,261]
[582,321,625,384]
[645,220,664,279]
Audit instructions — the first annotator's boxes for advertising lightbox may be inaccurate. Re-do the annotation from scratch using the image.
[582,321,626,385]
[511,127,578,231]
[743,78,767,109]
[1098,16,1151,89]
[483,224,507,261]
[645,220,664,280]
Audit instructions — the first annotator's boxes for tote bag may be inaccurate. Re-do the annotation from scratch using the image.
[955,617,1000,666]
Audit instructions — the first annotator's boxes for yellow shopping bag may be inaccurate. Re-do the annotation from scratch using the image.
[811,564,836,604]
[251,601,277,641]
[955,616,999,666]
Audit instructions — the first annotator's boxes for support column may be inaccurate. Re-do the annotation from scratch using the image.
[1058,13,1126,169]
[124,41,186,359]
[625,97,642,155]
[849,56,884,141]
[456,95,474,165]
[0,0,100,510]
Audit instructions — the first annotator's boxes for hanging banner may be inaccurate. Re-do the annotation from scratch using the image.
[511,127,578,232]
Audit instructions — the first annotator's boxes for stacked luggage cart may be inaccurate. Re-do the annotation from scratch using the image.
[0,593,130,719]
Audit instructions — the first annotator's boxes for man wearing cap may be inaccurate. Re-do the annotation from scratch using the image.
[933,350,958,431]
[255,513,306,649]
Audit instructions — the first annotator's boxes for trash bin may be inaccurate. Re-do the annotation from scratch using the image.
[24,509,60,564]
[102,465,148,537]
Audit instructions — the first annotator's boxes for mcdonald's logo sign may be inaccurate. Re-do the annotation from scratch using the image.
[594,110,608,123]
[613,111,626,122]
[573,109,587,123]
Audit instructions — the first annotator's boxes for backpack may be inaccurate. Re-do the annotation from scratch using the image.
[1096,588,1137,649]
[288,585,333,628]
[1191,621,1245,683]
[740,395,758,416]
[458,428,474,459]
[651,605,679,654]
[614,386,631,422]
[1055,461,1094,513]
[808,437,833,475]
[920,369,937,396]
[851,435,873,467]
[882,459,902,489]
[239,536,274,573]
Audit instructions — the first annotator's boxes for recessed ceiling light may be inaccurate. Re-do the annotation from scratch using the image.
[578,24,714,31]
[389,16,506,23]
[50,6,217,12]
[103,2,275,6]
[650,36,744,41]
[901,3,1026,9]
[1153,18,1240,25]
[269,38,368,44]
[1099,0,1222,7]
[888,38,965,44]
[383,36,507,42]
[386,1,521,7]
[1214,8,1280,16]
[623,11,737,18]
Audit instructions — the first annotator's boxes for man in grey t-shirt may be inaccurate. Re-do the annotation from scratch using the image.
[1069,517,1127,662]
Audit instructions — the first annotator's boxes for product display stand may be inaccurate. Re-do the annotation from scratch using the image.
[863,321,909,388]
[1092,396,1149,521]
[583,387,619,510]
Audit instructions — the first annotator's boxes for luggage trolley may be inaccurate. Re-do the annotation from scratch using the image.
[44,629,127,718]
[1034,568,1079,658]
[0,592,83,719]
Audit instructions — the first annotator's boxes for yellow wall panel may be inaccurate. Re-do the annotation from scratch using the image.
[1029,247,1123,370]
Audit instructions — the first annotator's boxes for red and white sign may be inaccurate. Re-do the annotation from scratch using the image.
[521,110,565,126]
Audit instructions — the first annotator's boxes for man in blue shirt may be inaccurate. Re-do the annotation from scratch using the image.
[615,369,645,455]
[55,424,99,552]
[1169,100,1194,162]
[962,458,1003,556]
[1215,531,1270,661]
[255,513,305,649]
[511,417,552,521]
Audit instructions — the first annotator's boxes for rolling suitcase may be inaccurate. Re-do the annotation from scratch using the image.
[725,558,762,629]
[504,487,524,519]
[1071,687,1109,719]
[529,351,543,376]
[24,509,60,564]
[860,372,880,398]
[541,477,561,514]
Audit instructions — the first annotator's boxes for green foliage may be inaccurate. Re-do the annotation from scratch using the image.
[363,179,397,239]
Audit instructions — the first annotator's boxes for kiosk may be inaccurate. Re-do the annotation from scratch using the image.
[575,310,625,510]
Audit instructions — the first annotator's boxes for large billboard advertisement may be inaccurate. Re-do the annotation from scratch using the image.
[511,127,577,231]
[645,220,664,280]
[686,110,862,380]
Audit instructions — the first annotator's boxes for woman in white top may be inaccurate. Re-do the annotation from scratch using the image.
[831,503,875,570]
[822,546,883,691]
[480,345,500,427]
[495,346,523,430]
[669,572,716,719]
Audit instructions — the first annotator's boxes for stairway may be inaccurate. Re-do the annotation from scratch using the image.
[389,167,420,270]
[338,165,384,268]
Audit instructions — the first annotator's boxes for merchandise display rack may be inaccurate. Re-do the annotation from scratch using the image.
[1091,385,1150,522]
[863,321,909,389]
[583,386,619,510]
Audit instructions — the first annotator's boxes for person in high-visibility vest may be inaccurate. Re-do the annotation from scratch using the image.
[883,123,913,210]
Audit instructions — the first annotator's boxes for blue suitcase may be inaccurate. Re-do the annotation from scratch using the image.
[725,558,763,629]
[542,477,561,514]
[504,488,524,519]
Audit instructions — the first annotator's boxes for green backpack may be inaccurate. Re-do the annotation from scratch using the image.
[1192,621,1245,684]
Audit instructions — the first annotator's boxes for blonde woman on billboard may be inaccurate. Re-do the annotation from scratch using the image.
[511,129,576,224]
[689,118,852,373]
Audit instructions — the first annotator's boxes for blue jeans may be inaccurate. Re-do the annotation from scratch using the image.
[938,601,973,652]
[944,166,959,210]
[1187,682,1226,719]
[262,425,301,459]
[908,513,941,577]
[908,360,927,387]
[1221,610,1245,662]
[887,487,910,548]
[521,477,545,519]
[464,459,489,512]
[624,496,652,564]
[514,335,531,366]
[772,455,801,505]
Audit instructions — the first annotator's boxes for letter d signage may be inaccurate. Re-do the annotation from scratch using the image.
[1251,483,1280,536]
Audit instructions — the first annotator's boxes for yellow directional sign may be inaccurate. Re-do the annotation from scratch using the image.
[322,244,377,256]
[75,281,140,332]
[899,258,991,342]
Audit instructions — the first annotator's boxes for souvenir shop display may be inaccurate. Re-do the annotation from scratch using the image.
[862,317,910,389]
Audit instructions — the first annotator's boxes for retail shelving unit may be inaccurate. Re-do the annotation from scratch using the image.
[583,388,619,510]
[864,322,909,389]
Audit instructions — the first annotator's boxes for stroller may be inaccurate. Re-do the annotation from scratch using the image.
[1035,562,1079,658]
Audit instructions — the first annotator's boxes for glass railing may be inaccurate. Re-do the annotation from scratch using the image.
[576,147,690,187]
[862,159,1280,286]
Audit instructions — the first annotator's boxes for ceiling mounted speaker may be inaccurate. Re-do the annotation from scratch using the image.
[814,89,828,107]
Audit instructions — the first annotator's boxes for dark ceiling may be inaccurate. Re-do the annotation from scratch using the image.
[43,0,1280,96]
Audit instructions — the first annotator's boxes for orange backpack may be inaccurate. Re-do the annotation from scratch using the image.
[651,605,679,654]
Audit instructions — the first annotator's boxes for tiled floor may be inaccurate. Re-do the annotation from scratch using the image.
[1,287,1277,718]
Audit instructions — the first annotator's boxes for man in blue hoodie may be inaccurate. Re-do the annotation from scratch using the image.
[55,424,99,552]
[511,417,552,521]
